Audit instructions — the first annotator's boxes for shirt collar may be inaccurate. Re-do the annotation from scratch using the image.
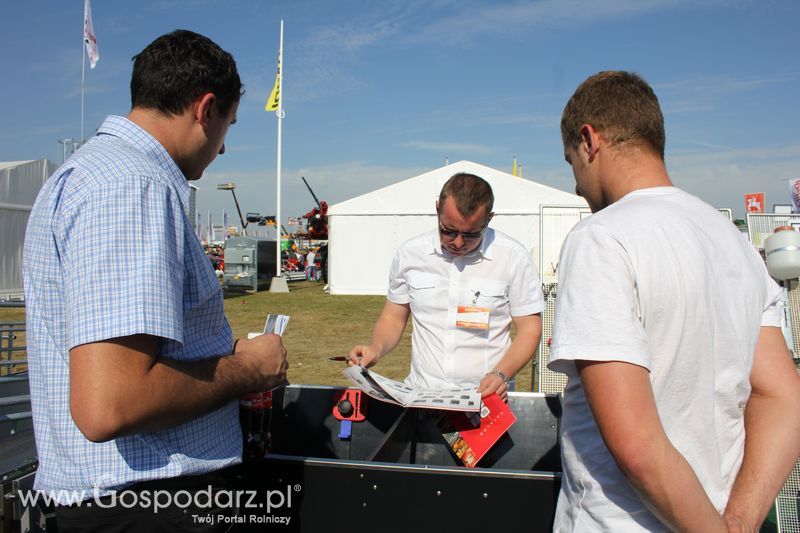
[95,115,192,210]
[427,227,496,261]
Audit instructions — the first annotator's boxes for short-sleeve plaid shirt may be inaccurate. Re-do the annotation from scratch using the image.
[23,116,241,502]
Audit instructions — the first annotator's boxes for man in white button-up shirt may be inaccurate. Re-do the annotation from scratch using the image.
[349,173,544,399]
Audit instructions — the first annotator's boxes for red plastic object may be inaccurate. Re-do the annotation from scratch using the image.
[241,391,273,410]
[332,389,366,422]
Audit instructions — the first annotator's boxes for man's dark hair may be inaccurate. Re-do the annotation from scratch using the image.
[131,29,244,116]
[438,173,494,217]
[561,71,665,160]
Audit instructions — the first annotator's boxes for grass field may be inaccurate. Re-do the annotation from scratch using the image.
[226,280,534,391]
[224,281,414,388]
[0,281,535,391]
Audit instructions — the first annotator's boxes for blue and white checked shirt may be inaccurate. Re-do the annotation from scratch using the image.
[23,116,241,502]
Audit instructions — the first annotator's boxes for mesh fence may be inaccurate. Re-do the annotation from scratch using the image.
[747,213,800,250]
[536,206,590,392]
[776,279,800,532]
[536,282,567,393]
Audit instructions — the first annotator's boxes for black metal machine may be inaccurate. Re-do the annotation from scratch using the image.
[1,371,49,533]
[239,385,562,532]
[3,382,561,532]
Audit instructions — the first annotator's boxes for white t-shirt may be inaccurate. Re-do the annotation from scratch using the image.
[388,228,545,389]
[548,187,782,532]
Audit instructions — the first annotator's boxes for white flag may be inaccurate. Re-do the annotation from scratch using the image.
[84,0,99,69]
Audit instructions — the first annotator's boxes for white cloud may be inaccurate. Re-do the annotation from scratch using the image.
[657,71,800,114]
[404,140,494,155]
[669,142,800,165]
[405,94,558,135]
[268,14,403,104]
[407,0,693,47]
[249,0,749,106]
[667,142,800,217]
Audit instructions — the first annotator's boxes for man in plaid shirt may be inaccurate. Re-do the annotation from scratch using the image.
[23,30,288,531]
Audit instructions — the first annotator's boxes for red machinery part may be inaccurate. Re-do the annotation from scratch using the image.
[332,389,366,422]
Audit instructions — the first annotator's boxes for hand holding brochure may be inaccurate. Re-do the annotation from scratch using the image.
[241,313,290,408]
[247,313,290,339]
[342,366,481,412]
[437,393,517,467]
[263,314,290,335]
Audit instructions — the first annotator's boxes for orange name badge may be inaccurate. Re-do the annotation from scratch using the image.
[456,306,490,330]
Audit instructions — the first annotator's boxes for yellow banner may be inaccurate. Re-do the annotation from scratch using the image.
[265,60,281,111]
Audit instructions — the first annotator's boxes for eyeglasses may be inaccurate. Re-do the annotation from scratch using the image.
[438,222,487,241]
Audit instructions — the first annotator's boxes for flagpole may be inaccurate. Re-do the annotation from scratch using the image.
[274,19,284,278]
[80,12,86,143]
[81,0,99,145]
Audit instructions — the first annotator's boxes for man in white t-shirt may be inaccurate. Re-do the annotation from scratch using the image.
[348,173,544,400]
[305,248,317,281]
[548,70,800,532]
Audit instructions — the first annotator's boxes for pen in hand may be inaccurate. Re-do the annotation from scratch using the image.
[328,355,363,363]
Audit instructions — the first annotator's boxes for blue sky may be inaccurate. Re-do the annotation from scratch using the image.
[2,0,798,225]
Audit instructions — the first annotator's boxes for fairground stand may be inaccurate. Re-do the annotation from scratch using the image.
[4,210,800,531]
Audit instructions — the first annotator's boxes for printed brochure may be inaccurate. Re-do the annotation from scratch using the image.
[437,393,517,467]
[342,366,481,412]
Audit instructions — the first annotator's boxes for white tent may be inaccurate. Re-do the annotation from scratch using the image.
[1,159,56,299]
[327,160,586,295]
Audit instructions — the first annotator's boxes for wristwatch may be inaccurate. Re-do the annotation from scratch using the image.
[486,369,509,384]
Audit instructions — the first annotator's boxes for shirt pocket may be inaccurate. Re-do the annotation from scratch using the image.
[463,278,508,309]
[181,245,226,343]
[407,272,440,303]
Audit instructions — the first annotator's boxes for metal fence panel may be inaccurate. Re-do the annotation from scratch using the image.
[722,212,800,532]
[747,213,800,250]
[747,213,800,532]
[538,205,591,285]
[537,283,566,394]
[776,279,800,532]
[536,206,590,393]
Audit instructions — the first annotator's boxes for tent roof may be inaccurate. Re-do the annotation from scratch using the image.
[0,160,36,171]
[328,160,585,215]
[0,159,57,206]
